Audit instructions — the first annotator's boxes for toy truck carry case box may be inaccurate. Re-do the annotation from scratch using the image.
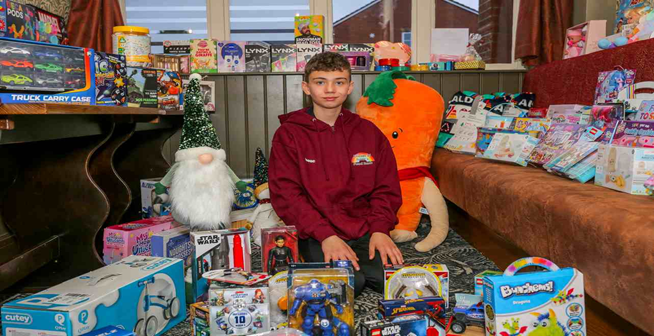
[0,37,95,104]
[483,257,586,336]
[1,256,186,336]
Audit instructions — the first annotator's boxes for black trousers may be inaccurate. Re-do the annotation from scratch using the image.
[298,234,385,297]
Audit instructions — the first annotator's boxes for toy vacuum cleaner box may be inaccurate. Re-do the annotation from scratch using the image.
[102,216,175,265]
[1,256,186,336]
[483,257,586,336]
[0,37,95,104]
[190,228,251,303]
[94,51,127,106]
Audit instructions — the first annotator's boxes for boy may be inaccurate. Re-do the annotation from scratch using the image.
[269,52,403,296]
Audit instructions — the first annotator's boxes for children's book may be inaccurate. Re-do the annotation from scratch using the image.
[611,121,654,147]
[296,43,321,72]
[217,41,245,72]
[528,124,586,166]
[245,42,270,73]
[271,44,296,72]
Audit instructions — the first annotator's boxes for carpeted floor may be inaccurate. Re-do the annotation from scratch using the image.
[165,219,500,335]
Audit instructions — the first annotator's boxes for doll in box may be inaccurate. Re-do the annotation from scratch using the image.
[565,29,585,58]
[493,135,515,159]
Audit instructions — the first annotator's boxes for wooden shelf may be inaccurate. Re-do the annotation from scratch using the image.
[0,103,184,116]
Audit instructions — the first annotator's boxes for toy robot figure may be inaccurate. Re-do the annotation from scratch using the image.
[289,279,350,336]
[267,235,295,274]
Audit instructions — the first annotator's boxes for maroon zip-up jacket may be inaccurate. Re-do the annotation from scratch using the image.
[269,107,402,242]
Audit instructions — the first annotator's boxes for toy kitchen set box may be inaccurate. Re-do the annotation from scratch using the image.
[483,257,586,336]
[1,256,185,336]
[0,37,95,104]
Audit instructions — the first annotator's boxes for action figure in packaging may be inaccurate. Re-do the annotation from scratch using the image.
[262,226,299,275]
[287,262,355,336]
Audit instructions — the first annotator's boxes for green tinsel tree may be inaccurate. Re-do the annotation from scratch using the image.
[253,147,269,188]
[179,76,221,150]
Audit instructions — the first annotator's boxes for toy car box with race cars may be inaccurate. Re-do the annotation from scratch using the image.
[1,256,185,336]
[0,37,94,104]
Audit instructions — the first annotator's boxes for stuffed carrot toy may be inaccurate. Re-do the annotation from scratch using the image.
[357,71,449,252]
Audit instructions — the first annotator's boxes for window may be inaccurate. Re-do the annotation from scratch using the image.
[125,0,208,54]
[402,31,411,47]
[333,0,412,44]
[229,0,310,43]
[434,0,514,63]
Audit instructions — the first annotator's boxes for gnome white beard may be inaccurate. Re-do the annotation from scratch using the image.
[170,150,235,231]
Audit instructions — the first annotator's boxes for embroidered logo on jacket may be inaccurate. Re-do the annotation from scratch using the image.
[305,158,316,163]
[351,153,374,166]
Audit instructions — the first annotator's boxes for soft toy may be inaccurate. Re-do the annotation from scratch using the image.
[247,147,282,245]
[357,71,449,252]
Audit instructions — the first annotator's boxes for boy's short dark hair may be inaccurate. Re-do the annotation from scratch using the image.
[304,52,351,81]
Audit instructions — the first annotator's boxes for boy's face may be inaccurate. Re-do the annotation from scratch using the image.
[302,70,353,110]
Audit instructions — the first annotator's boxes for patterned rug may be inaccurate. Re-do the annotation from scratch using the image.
[165,219,500,335]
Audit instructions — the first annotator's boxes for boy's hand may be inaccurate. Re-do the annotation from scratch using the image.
[322,235,360,271]
[370,232,404,265]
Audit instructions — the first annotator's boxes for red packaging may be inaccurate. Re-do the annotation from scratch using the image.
[261,226,299,275]
[528,107,549,118]
[378,58,391,66]
[389,58,400,67]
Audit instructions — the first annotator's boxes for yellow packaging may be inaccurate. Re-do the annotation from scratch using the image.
[287,265,354,335]
[294,15,324,44]
[454,61,486,70]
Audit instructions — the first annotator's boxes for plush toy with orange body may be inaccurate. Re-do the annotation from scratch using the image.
[357,71,449,252]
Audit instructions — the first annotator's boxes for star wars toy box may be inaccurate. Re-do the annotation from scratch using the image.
[261,226,299,275]
[271,44,296,72]
[140,178,171,219]
[483,257,586,336]
[360,314,428,336]
[287,261,355,336]
[595,143,654,195]
[189,301,211,336]
[0,37,95,104]
[157,70,181,110]
[217,41,245,73]
[1,256,186,336]
[125,67,158,108]
[102,216,175,265]
[190,38,218,73]
[210,287,270,335]
[82,326,135,336]
[245,42,270,73]
[378,297,448,336]
[94,52,127,106]
[384,264,450,308]
[190,228,252,303]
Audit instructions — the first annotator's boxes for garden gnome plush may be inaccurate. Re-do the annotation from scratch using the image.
[357,71,449,252]
[155,73,246,230]
[247,147,282,245]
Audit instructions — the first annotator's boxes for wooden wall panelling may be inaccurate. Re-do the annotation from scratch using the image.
[0,146,20,267]
[422,73,443,93]
[481,73,501,94]
[213,76,228,161]
[440,74,463,104]
[114,128,178,222]
[345,74,363,112]
[363,74,378,91]
[461,73,481,94]
[285,75,305,112]
[266,75,285,158]
[501,73,522,94]
[226,76,247,178]
[246,76,267,175]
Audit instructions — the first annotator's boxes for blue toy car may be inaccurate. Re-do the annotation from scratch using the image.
[34,51,63,60]
[450,301,485,334]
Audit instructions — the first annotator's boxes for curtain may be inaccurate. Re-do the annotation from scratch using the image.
[66,0,124,52]
[515,0,574,66]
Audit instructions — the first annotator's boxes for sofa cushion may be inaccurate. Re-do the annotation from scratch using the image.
[431,148,654,334]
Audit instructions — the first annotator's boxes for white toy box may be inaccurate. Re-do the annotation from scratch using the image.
[482,131,540,167]
[1,256,185,336]
[483,257,585,336]
[384,264,450,308]
[209,287,270,335]
[190,228,251,303]
[595,144,654,195]
[140,178,171,219]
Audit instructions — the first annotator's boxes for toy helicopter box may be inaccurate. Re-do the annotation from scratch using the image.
[384,264,450,308]
[102,216,175,265]
[1,256,185,336]
[0,37,95,104]
[139,178,171,219]
[190,228,251,303]
[483,257,586,336]
[94,52,127,106]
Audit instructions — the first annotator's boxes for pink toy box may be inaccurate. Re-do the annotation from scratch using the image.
[102,216,175,265]
[564,20,607,59]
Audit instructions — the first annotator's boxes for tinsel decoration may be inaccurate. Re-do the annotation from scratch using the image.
[253,147,269,188]
[178,76,222,150]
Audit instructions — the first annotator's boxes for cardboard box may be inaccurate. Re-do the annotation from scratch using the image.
[340,51,372,71]
[151,227,193,271]
[564,20,607,59]
[83,326,135,336]
[0,37,95,104]
[102,216,175,265]
[94,52,127,106]
[0,0,7,37]
[595,144,654,195]
[189,302,210,336]
[140,178,171,219]
[296,43,321,72]
[244,42,270,73]
[190,39,217,73]
[209,287,270,335]
[157,70,181,110]
[1,256,185,336]
[126,67,158,108]
[454,61,486,70]
[35,8,67,44]
[162,40,190,55]
[474,270,502,297]
[384,264,449,308]
[482,131,540,167]
[190,228,251,303]
[294,15,323,44]
[217,41,245,73]
[484,257,585,336]
[5,1,24,40]
[271,44,296,72]
[360,314,428,336]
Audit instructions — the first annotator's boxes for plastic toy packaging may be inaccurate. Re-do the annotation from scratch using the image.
[251,328,308,336]
[210,287,270,335]
[261,226,299,275]
[385,266,443,301]
[461,33,483,62]
[268,271,290,329]
[287,262,355,336]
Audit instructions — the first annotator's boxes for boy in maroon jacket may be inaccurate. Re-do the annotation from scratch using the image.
[269,52,403,296]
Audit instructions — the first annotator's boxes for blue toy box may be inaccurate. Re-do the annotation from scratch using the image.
[0,37,95,104]
[360,314,427,336]
[1,256,185,336]
[483,257,586,336]
[83,326,135,336]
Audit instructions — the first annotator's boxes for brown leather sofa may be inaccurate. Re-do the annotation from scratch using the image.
[430,40,654,335]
